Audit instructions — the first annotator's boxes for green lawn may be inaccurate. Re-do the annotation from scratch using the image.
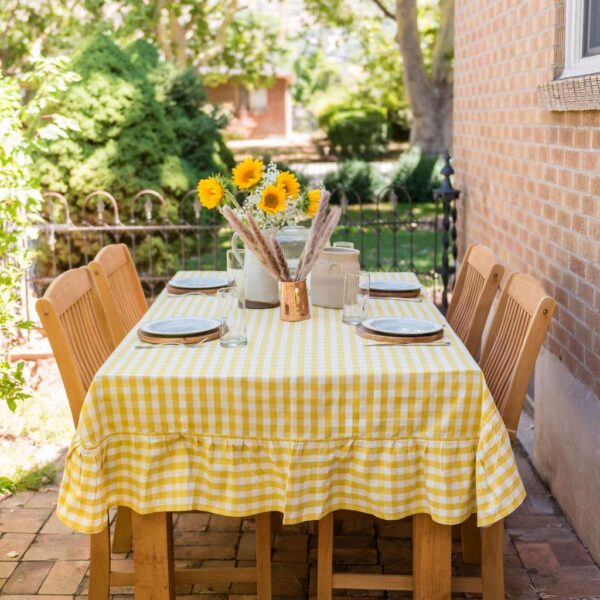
[194,201,441,277]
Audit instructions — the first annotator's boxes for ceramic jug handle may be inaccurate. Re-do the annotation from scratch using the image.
[231,232,243,264]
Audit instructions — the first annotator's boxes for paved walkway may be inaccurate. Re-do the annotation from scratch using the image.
[0,445,598,599]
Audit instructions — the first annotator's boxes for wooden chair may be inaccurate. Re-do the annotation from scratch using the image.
[317,273,555,600]
[36,266,133,594]
[446,244,505,357]
[89,243,148,344]
[88,244,147,550]
[460,272,556,596]
[37,266,272,600]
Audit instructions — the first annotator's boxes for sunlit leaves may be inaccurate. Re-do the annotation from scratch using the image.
[0,58,75,411]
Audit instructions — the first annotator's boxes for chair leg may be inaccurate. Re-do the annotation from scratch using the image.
[89,523,111,600]
[132,511,175,600]
[317,512,334,600]
[413,514,452,600]
[482,519,505,600]
[255,512,272,600]
[112,506,133,553]
[461,514,482,564]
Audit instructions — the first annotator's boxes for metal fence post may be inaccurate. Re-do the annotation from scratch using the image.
[434,152,460,312]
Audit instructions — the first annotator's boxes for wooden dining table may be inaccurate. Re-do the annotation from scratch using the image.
[56,271,525,599]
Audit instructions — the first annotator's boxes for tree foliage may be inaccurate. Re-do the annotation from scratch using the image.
[0,0,285,87]
[352,19,410,138]
[305,0,454,152]
[0,58,78,411]
[292,48,342,106]
[35,33,232,210]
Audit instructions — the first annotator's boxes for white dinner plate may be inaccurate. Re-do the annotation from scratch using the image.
[140,317,221,338]
[363,280,421,293]
[169,276,229,290]
[361,317,443,337]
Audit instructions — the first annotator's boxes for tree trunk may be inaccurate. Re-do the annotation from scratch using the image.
[394,0,454,154]
[409,86,453,153]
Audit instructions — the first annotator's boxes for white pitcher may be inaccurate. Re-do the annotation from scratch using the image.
[231,232,279,308]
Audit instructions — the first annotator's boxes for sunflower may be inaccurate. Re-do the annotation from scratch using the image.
[197,176,225,209]
[276,171,300,199]
[306,189,321,218]
[232,157,264,189]
[258,185,287,215]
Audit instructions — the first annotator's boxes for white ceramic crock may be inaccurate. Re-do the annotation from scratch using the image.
[310,247,360,309]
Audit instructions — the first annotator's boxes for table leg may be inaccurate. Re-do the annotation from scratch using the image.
[255,512,272,600]
[412,514,451,600]
[482,519,504,599]
[132,511,175,600]
[112,506,133,553]
[317,512,334,600]
[461,514,482,564]
[89,522,110,600]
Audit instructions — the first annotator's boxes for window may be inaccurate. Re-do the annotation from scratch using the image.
[248,88,268,113]
[584,0,600,56]
[563,0,600,77]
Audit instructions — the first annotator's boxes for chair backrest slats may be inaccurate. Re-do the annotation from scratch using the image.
[36,267,115,426]
[446,244,505,357]
[479,273,556,440]
[89,244,148,344]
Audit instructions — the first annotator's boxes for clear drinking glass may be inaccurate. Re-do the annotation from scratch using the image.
[218,287,247,347]
[333,241,355,249]
[226,249,244,289]
[342,272,370,325]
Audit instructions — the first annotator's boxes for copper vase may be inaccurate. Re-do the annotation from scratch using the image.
[280,280,310,322]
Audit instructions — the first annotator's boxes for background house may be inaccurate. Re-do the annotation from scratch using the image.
[205,72,294,139]
[454,0,600,561]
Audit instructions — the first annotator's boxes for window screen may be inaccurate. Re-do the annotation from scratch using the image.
[584,0,600,57]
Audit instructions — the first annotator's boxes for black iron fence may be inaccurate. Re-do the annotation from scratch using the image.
[30,155,459,303]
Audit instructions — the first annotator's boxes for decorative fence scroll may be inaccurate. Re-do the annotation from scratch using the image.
[32,188,223,300]
[30,156,459,304]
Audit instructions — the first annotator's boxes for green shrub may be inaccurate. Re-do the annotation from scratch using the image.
[318,103,388,159]
[35,33,232,210]
[33,33,233,285]
[391,147,444,203]
[324,160,385,204]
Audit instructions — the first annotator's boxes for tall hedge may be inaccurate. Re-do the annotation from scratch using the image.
[35,33,233,213]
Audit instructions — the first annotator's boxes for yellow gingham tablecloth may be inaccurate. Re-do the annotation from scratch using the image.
[57,272,525,533]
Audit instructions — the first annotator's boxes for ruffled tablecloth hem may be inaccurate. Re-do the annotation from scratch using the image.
[56,428,525,534]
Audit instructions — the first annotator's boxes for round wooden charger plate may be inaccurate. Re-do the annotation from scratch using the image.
[166,284,225,295]
[369,288,421,299]
[137,327,221,345]
[356,323,444,344]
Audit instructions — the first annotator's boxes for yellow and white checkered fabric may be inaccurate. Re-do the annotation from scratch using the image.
[57,272,525,534]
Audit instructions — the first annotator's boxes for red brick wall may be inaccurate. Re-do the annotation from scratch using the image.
[453,0,600,397]
[206,79,289,138]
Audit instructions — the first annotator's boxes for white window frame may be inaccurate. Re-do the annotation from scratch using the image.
[562,0,600,78]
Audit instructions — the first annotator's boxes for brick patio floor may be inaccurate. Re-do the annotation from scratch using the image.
[1,444,599,599]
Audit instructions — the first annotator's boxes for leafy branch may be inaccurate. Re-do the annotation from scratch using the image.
[0,57,78,411]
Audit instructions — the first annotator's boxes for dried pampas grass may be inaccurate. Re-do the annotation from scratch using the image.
[221,190,341,283]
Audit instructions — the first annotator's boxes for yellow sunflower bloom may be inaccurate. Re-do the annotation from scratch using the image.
[232,157,264,189]
[197,177,224,209]
[258,185,287,215]
[276,171,300,199]
[307,189,321,218]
